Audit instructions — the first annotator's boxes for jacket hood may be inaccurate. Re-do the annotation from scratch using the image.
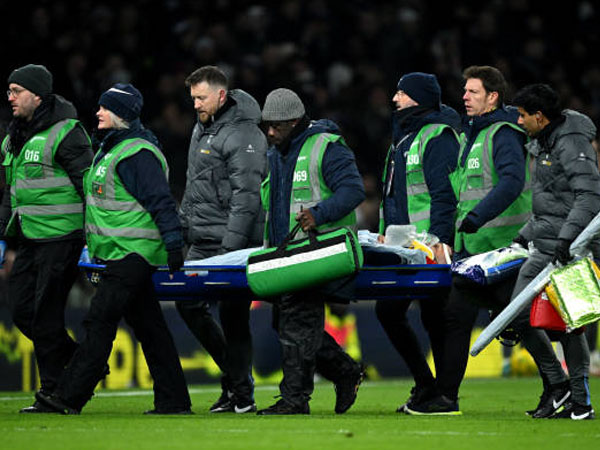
[268,118,342,156]
[548,109,597,146]
[212,89,262,127]
[426,104,461,129]
[306,118,341,135]
[31,94,78,131]
[392,104,460,139]
[462,105,519,132]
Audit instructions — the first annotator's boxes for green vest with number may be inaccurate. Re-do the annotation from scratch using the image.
[452,121,531,254]
[1,119,88,239]
[84,138,169,266]
[378,124,458,234]
[260,133,357,243]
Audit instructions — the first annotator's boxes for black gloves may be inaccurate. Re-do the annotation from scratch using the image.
[167,249,184,274]
[512,234,529,248]
[458,214,479,234]
[553,239,572,265]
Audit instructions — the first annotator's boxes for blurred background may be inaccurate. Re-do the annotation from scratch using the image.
[1,0,599,205]
[1,0,599,390]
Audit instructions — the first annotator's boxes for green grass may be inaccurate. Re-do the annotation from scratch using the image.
[1,378,599,449]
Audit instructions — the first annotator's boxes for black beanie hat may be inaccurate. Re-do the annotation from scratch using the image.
[397,72,441,110]
[8,64,53,97]
[99,83,143,122]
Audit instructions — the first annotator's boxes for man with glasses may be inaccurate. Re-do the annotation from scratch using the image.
[1,64,93,412]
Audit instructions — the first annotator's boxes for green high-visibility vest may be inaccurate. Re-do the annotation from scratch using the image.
[452,121,531,254]
[1,119,88,239]
[378,124,458,234]
[84,138,169,266]
[260,133,357,244]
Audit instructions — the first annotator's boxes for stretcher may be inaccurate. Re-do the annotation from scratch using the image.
[79,261,452,302]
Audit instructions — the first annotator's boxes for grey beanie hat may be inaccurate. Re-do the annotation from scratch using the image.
[262,88,305,121]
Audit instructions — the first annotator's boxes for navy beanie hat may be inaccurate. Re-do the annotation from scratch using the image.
[8,64,53,97]
[397,72,441,109]
[99,83,143,122]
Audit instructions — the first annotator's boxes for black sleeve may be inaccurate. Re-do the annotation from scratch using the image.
[0,187,10,235]
[54,125,94,200]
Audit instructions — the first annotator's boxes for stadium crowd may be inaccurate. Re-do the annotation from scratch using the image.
[1,0,599,204]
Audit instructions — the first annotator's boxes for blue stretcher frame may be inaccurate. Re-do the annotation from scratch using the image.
[79,262,452,302]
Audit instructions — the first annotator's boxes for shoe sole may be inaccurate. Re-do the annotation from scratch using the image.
[405,407,462,416]
[209,407,234,413]
[19,406,59,414]
[234,404,257,414]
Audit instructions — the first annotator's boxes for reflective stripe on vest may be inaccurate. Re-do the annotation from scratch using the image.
[260,132,357,245]
[85,138,169,265]
[289,133,356,237]
[378,124,457,234]
[2,119,86,239]
[454,121,531,254]
[406,124,457,231]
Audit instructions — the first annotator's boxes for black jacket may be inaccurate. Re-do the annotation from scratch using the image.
[0,95,93,241]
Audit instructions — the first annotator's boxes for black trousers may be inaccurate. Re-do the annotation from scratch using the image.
[9,239,82,393]
[272,292,359,407]
[436,275,520,401]
[55,254,190,411]
[176,244,254,403]
[375,291,447,388]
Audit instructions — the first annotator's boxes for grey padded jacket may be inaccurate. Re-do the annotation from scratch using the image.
[179,89,267,252]
[520,109,600,254]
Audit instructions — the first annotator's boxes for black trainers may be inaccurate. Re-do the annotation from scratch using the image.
[257,398,310,415]
[397,385,438,413]
[530,382,571,418]
[551,402,595,420]
[233,401,257,414]
[19,400,60,414]
[405,394,462,416]
[144,408,193,415]
[209,390,233,413]
[35,391,80,415]
[334,366,365,414]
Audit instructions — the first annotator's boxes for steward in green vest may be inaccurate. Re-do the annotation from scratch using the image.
[85,138,170,265]
[2,118,89,239]
[256,88,365,416]
[453,119,531,255]
[378,78,460,256]
[260,129,360,243]
[375,72,460,416]
[34,83,191,415]
[410,66,534,417]
[1,64,94,413]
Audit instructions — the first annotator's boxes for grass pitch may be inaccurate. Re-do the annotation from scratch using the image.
[1,378,599,450]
